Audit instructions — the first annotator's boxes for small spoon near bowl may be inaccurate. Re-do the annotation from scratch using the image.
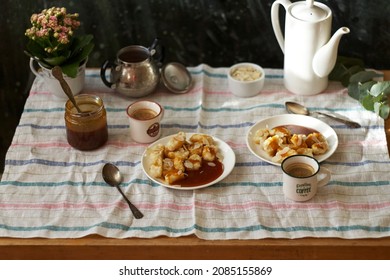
[285,101,361,128]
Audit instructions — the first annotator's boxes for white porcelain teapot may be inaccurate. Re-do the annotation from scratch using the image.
[271,0,350,95]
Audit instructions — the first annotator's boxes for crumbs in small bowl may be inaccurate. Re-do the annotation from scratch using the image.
[230,66,262,82]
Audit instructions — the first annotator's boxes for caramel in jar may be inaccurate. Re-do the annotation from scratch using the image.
[65,95,108,150]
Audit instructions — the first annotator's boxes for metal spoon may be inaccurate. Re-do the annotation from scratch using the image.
[51,66,83,113]
[285,101,361,128]
[102,163,144,219]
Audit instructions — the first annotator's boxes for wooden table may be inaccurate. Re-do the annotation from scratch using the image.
[1,71,389,260]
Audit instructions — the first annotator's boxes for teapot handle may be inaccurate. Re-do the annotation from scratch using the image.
[271,0,291,54]
[149,37,165,66]
[100,60,115,88]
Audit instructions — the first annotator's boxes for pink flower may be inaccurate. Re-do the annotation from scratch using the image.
[25,5,94,77]
[25,6,82,55]
[36,29,49,38]
[63,17,72,26]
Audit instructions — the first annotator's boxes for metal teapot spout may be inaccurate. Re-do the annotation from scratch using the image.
[312,27,350,78]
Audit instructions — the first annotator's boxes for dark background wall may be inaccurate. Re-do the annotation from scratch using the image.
[1,0,389,172]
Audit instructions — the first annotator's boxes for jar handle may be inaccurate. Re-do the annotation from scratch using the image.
[100,60,115,88]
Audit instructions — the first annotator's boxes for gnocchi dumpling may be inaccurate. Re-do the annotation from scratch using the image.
[164,169,185,185]
[148,144,164,178]
[184,154,202,171]
[190,134,214,146]
[253,128,270,145]
[262,135,284,156]
[272,146,298,163]
[165,131,186,152]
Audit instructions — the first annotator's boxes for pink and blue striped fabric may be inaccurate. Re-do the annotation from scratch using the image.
[1,65,389,239]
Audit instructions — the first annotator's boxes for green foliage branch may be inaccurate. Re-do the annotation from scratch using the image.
[330,56,390,119]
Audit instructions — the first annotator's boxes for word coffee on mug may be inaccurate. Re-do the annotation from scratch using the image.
[281,155,331,202]
[126,100,164,143]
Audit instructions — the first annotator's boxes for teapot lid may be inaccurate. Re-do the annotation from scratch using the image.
[291,0,329,22]
[161,62,192,94]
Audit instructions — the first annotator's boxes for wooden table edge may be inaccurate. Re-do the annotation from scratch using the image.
[1,71,390,260]
[2,235,390,260]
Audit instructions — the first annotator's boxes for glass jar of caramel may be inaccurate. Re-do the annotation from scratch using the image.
[65,94,108,150]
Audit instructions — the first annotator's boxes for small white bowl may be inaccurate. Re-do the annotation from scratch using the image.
[227,62,265,98]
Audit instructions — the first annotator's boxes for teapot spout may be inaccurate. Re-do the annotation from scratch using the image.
[312,27,350,78]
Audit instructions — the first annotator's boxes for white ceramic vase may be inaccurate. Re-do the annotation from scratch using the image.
[29,58,86,99]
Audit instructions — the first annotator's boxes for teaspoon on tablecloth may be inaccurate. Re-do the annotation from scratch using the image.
[285,101,361,128]
[102,163,144,219]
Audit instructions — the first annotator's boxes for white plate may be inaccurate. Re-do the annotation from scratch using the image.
[142,133,236,190]
[246,114,338,166]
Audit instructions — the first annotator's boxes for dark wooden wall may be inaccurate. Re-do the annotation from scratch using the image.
[1,0,389,172]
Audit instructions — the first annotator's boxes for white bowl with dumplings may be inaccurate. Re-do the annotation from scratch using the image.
[227,62,265,98]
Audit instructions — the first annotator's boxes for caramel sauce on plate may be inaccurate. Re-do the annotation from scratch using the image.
[176,159,224,187]
[275,125,318,135]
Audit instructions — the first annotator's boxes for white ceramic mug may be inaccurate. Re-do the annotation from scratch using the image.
[29,58,86,99]
[126,100,164,143]
[281,155,331,202]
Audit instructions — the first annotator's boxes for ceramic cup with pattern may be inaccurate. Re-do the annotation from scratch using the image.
[281,155,331,202]
[126,100,164,143]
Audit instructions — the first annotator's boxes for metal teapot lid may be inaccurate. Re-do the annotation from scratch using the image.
[161,62,192,94]
[291,0,328,22]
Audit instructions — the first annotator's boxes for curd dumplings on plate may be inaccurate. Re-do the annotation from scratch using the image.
[147,132,221,185]
[253,126,329,163]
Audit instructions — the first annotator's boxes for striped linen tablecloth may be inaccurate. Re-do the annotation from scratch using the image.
[1,65,390,240]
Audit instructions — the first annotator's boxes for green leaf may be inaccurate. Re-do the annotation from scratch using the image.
[370,81,390,97]
[329,63,348,81]
[329,63,365,86]
[380,104,390,119]
[25,40,47,58]
[336,56,365,68]
[71,42,94,64]
[69,34,94,57]
[61,42,94,77]
[361,94,375,111]
[374,102,390,119]
[59,35,94,78]
[60,61,80,78]
[352,81,376,103]
[347,82,360,100]
[350,70,383,83]
[347,65,366,76]
[374,102,382,115]
[24,50,52,68]
[43,55,68,66]
[360,81,376,95]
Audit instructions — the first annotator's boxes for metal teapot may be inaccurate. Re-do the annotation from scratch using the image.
[100,38,162,98]
[271,0,350,95]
